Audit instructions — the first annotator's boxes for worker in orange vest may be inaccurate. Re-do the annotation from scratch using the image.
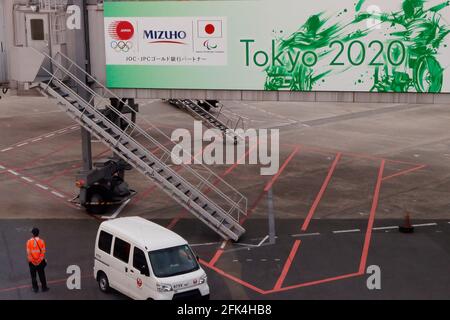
[26,227,49,293]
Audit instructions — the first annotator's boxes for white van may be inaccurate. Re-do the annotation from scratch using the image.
[93,216,210,300]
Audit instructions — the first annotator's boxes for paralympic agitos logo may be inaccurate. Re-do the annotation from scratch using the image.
[109,21,135,53]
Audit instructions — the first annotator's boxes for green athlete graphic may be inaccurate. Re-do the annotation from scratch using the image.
[356,0,450,92]
[264,0,450,93]
[264,13,369,91]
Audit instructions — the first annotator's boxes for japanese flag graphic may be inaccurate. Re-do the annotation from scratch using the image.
[197,20,223,38]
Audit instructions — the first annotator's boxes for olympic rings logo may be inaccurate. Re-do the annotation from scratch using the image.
[111,41,133,53]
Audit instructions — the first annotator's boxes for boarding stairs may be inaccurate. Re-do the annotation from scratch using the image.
[34,51,248,241]
[168,99,245,144]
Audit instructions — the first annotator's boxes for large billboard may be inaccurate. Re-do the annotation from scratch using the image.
[104,0,450,93]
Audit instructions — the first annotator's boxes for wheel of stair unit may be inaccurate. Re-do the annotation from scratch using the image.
[85,185,110,215]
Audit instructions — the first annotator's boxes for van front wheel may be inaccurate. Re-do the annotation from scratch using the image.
[98,273,110,293]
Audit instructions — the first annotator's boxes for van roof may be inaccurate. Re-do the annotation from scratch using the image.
[100,217,187,251]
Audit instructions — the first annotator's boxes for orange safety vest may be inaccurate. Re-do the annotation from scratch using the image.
[26,237,46,266]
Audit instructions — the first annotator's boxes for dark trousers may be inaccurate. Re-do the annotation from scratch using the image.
[29,261,47,290]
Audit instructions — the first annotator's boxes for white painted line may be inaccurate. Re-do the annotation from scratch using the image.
[412,223,438,228]
[274,259,281,262]
[246,259,253,262]
[1,147,13,152]
[190,242,221,247]
[333,229,361,234]
[36,184,49,190]
[7,170,20,176]
[257,235,269,247]
[261,259,267,262]
[102,199,131,220]
[0,165,5,170]
[58,129,67,133]
[220,241,227,249]
[51,191,66,199]
[233,259,239,262]
[17,142,28,147]
[373,226,398,231]
[291,232,321,237]
[45,134,55,138]
[32,138,43,142]
[21,177,34,183]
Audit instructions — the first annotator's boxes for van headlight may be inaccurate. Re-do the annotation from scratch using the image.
[199,275,207,284]
[156,283,173,292]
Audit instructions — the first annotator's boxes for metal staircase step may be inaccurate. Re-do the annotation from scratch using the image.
[38,53,247,241]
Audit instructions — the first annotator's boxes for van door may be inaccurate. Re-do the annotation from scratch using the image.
[127,246,156,300]
[0,1,6,83]
[25,13,51,76]
[111,236,132,296]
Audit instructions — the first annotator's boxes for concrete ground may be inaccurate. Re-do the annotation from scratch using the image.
[0,90,449,299]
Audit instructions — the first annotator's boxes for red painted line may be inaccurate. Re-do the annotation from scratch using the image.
[264,146,300,192]
[199,259,267,295]
[284,143,425,167]
[1,163,78,209]
[0,125,77,152]
[209,249,224,267]
[382,164,426,181]
[239,188,266,225]
[358,160,385,274]
[268,272,362,294]
[17,140,80,172]
[222,141,259,176]
[166,142,258,230]
[273,240,301,290]
[44,148,111,183]
[167,213,184,230]
[301,153,341,231]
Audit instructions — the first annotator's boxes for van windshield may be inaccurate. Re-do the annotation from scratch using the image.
[148,245,199,278]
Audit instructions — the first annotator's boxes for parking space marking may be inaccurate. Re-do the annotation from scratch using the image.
[412,223,437,227]
[273,240,301,290]
[20,177,34,183]
[359,160,385,274]
[209,249,224,267]
[301,153,341,231]
[372,226,398,231]
[51,191,66,198]
[1,162,76,208]
[264,146,300,192]
[291,232,321,237]
[190,241,221,247]
[333,229,361,234]
[0,125,79,154]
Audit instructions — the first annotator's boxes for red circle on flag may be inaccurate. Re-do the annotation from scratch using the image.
[205,24,215,35]
[116,21,134,40]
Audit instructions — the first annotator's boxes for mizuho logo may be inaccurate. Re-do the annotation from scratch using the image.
[144,30,188,45]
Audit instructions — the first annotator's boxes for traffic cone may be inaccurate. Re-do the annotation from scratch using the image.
[399,212,414,233]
